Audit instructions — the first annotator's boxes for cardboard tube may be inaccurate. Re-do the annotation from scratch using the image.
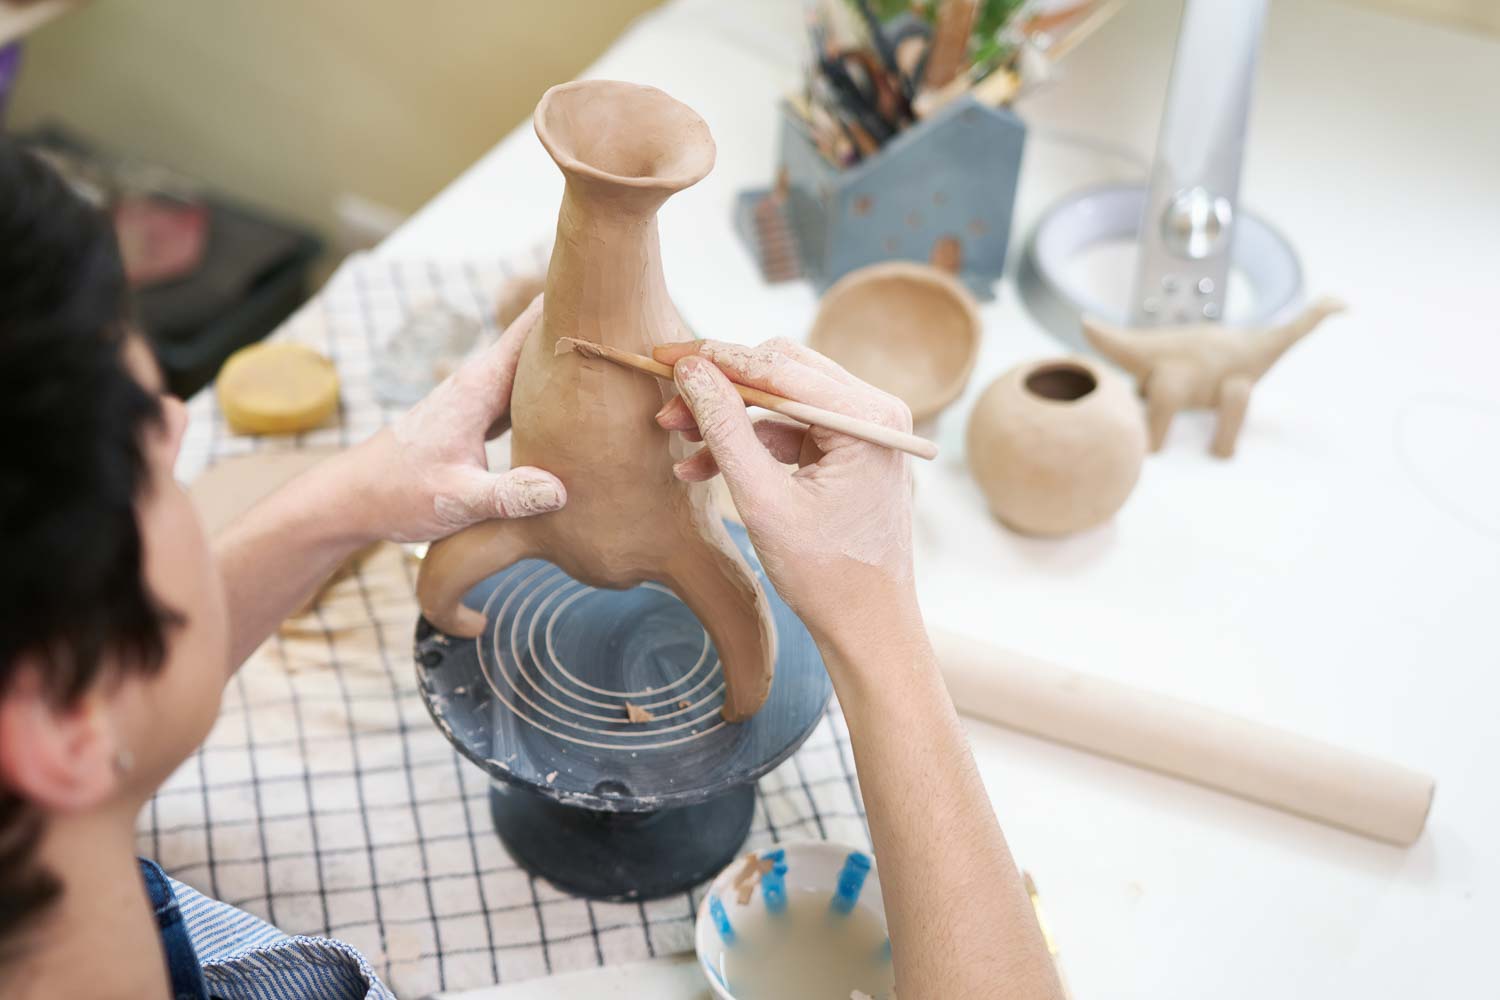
[932,629,1434,845]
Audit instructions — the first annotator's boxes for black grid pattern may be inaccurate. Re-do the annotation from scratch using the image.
[145,253,870,997]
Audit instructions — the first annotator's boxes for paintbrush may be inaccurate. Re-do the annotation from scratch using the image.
[555,337,939,461]
[922,0,979,90]
[851,0,903,95]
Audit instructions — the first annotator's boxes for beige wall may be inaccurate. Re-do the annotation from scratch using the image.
[11,0,663,246]
[9,0,1491,252]
[1345,0,1500,35]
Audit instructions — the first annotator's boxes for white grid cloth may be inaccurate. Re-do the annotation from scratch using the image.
[144,253,870,997]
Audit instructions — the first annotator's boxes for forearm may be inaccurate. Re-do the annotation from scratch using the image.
[819,603,1062,1000]
[213,450,378,669]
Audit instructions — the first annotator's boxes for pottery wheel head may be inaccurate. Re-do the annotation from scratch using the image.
[415,522,829,812]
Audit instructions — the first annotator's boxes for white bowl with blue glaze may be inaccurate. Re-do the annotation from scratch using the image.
[694,839,889,999]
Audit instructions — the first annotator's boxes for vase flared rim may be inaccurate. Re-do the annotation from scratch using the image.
[534,80,716,194]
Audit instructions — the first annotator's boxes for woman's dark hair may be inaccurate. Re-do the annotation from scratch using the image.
[0,140,175,950]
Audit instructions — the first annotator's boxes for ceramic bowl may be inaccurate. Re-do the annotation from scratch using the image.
[808,261,982,425]
[694,839,888,1000]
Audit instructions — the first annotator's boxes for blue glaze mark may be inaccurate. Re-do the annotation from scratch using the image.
[830,851,872,915]
[761,859,789,915]
[702,956,728,989]
[709,895,736,945]
[878,937,893,962]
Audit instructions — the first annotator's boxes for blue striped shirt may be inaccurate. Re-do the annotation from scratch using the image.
[151,864,396,1000]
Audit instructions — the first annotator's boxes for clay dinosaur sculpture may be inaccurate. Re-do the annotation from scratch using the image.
[416,80,777,722]
[1081,297,1346,458]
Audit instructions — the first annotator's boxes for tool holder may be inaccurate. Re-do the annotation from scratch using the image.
[739,95,1025,300]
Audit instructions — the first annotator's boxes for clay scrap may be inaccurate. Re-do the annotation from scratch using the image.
[732,851,778,905]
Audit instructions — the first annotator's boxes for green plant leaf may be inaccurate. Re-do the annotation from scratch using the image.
[845,0,914,22]
[978,0,1027,36]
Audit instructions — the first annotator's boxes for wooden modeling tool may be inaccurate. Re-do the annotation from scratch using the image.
[922,0,979,90]
[913,63,1020,120]
[933,629,1435,845]
[1039,0,1127,66]
[851,0,904,95]
[555,337,940,461]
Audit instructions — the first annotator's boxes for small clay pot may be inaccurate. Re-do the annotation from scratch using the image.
[966,356,1146,537]
[808,261,981,424]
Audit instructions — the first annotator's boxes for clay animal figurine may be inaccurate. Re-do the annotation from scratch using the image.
[416,81,777,722]
[966,356,1146,537]
[1080,297,1347,458]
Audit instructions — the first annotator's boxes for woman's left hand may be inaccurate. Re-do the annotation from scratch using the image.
[338,295,566,543]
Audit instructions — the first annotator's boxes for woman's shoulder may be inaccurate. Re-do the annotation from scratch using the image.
[144,861,397,1000]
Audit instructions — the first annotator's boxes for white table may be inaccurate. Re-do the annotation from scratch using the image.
[386,0,1500,995]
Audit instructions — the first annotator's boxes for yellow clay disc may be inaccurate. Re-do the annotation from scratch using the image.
[216,341,340,435]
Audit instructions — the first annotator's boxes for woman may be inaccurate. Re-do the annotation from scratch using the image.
[0,141,1060,999]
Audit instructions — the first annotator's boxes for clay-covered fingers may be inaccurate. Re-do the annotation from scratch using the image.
[474,293,543,438]
[671,416,807,482]
[670,356,788,512]
[653,393,697,434]
[437,464,566,530]
[656,336,860,386]
[654,338,912,436]
[762,336,861,385]
[654,339,855,413]
[756,338,915,433]
[656,339,851,403]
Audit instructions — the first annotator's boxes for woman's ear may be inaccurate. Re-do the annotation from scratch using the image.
[0,666,123,813]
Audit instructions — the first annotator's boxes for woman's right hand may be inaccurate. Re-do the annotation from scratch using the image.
[658,340,1065,1000]
[652,338,921,655]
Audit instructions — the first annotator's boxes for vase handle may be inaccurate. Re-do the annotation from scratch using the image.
[664,525,778,722]
[417,520,537,638]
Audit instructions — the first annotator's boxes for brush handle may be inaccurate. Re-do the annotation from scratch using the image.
[1045,0,1127,65]
[740,389,939,461]
[560,338,940,461]
[922,0,979,90]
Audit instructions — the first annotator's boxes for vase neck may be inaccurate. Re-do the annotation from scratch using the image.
[540,181,680,352]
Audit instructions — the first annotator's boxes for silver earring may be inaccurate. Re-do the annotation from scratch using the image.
[113,749,134,776]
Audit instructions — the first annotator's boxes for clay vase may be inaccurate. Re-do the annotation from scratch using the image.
[807,261,982,428]
[416,81,777,722]
[966,356,1146,537]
